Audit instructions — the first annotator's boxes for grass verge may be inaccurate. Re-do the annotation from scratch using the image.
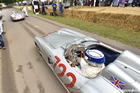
[28,10,140,49]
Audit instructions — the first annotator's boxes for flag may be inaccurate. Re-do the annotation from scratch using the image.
[110,76,125,89]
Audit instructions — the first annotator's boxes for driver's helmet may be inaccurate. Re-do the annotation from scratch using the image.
[85,49,105,66]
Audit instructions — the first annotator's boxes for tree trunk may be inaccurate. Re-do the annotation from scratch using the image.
[70,0,74,6]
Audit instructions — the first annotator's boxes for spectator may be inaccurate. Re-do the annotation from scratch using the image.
[59,2,64,17]
[90,0,94,6]
[0,8,2,14]
[100,0,106,6]
[44,1,48,5]
[0,8,5,34]
[127,0,133,6]
[52,1,57,16]
[112,0,119,6]
[118,0,126,7]
[132,0,137,7]
[42,2,47,15]
[22,7,29,17]
[74,0,77,6]
[95,0,100,6]
[87,0,91,6]
[49,1,53,5]
[83,0,88,6]
[138,0,140,6]
[105,0,113,6]
[0,14,6,49]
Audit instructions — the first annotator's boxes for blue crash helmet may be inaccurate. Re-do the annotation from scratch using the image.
[85,49,105,66]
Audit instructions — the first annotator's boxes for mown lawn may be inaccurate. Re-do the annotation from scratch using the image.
[28,10,140,49]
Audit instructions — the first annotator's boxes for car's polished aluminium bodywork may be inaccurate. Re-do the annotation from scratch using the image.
[34,28,140,93]
[10,11,25,21]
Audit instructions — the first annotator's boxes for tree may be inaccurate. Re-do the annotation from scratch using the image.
[0,0,23,5]
[0,3,2,7]
[70,0,74,6]
[0,0,3,3]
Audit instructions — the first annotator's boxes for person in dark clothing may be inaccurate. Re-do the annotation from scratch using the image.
[0,14,6,49]
[132,0,140,6]
[95,0,100,6]
[105,0,113,6]
[0,34,5,49]
[74,0,77,6]
[42,2,47,15]
[52,1,57,16]
[59,2,64,17]
[90,0,94,6]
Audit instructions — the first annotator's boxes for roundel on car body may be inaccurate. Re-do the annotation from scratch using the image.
[53,56,76,88]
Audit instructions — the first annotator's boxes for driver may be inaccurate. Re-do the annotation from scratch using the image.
[71,49,105,78]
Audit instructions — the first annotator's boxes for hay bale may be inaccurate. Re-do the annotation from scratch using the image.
[87,11,97,22]
[78,10,89,21]
[94,13,140,31]
[45,6,140,31]
[63,9,73,18]
[63,6,140,31]
[72,10,81,19]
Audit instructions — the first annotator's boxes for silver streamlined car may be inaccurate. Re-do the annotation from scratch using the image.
[10,11,25,21]
[34,28,140,93]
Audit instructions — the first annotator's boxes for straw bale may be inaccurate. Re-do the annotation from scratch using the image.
[94,13,140,31]
[63,9,73,18]
[87,11,97,22]
[72,10,81,19]
[45,5,140,31]
[95,13,128,27]
[63,7,140,31]
[78,11,90,21]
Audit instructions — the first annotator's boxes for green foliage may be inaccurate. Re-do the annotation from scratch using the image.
[0,0,23,4]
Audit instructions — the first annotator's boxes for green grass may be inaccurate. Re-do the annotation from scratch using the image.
[28,10,140,49]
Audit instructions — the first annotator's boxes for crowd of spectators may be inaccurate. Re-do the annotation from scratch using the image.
[75,0,140,7]
[42,0,140,7]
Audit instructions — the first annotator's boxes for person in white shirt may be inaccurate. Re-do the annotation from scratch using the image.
[0,8,2,15]
[0,13,6,49]
[0,8,5,33]
[22,7,28,17]
[71,49,105,79]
